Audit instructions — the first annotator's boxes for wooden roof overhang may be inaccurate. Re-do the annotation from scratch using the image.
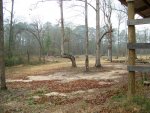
[118,0,150,18]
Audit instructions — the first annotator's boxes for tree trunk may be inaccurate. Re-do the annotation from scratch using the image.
[27,49,30,64]
[102,0,113,62]
[0,0,7,90]
[39,47,42,62]
[117,21,120,58]
[108,44,112,61]
[108,42,112,62]
[37,38,45,63]
[8,0,14,58]
[95,0,101,68]
[60,0,76,67]
[42,49,45,63]
[62,54,76,67]
[95,43,101,67]
[60,0,65,56]
[39,46,45,63]
[108,26,112,62]
[85,0,89,71]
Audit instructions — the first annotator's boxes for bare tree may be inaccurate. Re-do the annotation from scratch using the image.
[0,0,7,90]
[95,29,113,66]
[26,19,45,62]
[95,0,101,67]
[116,10,125,58]
[84,0,89,71]
[8,0,14,58]
[59,0,77,67]
[113,6,128,59]
[73,0,111,67]
[102,0,113,62]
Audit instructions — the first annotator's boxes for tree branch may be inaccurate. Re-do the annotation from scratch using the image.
[77,0,96,11]
[98,29,113,44]
[112,8,127,15]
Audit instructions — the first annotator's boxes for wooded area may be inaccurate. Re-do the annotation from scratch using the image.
[0,0,150,112]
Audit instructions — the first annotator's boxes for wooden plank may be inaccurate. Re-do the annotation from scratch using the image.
[127,18,150,25]
[136,6,149,12]
[127,43,150,49]
[128,66,150,72]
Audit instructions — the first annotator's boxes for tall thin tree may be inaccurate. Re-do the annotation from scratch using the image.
[116,11,125,58]
[0,0,7,90]
[102,0,113,62]
[85,0,89,71]
[77,0,112,67]
[95,0,101,67]
[60,0,77,67]
[8,0,14,58]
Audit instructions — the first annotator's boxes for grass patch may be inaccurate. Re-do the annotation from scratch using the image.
[109,85,150,113]
[33,88,48,96]
[133,96,150,113]
[26,97,35,105]
[29,61,45,65]
[111,93,126,102]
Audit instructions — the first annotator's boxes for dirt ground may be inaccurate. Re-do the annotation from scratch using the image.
[0,57,130,113]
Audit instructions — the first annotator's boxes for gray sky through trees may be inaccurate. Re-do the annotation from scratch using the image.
[3,0,118,27]
[4,0,95,26]
[4,0,149,29]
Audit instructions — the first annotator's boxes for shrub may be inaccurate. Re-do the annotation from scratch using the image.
[5,56,23,66]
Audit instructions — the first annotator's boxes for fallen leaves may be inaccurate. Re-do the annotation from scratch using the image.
[7,80,112,93]
[85,90,116,105]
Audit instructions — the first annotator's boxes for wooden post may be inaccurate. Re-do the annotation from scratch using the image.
[127,0,136,100]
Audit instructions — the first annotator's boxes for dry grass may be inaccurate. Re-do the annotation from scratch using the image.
[6,62,70,79]
[6,55,108,79]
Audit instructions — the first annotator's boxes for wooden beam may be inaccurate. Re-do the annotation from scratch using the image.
[128,66,150,72]
[127,18,150,25]
[143,0,150,7]
[127,43,150,49]
[127,0,136,100]
[136,5,149,12]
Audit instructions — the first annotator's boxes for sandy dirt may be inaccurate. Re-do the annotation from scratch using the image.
[7,64,127,83]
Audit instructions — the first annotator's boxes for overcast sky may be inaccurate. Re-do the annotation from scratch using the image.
[4,0,122,27]
[3,0,149,30]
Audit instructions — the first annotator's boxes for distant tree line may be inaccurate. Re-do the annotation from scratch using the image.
[3,20,150,66]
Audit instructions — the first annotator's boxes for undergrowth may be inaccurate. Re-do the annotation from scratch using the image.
[110,81,150,113]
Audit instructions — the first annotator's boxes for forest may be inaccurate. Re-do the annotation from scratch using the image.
[0,0,150,113]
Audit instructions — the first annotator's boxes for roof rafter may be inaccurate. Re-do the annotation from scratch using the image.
[118,0,150,18]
